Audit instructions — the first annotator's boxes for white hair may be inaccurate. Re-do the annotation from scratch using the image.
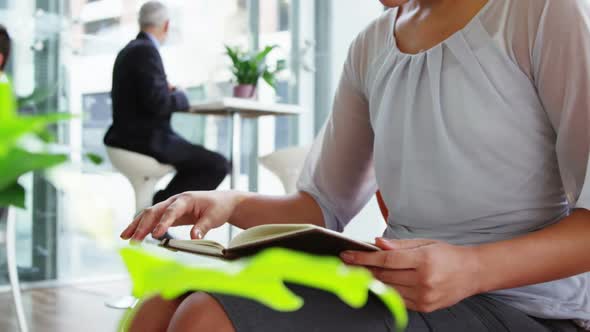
[138,1,169,29]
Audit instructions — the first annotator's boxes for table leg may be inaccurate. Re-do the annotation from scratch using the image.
[6,208,29,332]
[228,112,242,240]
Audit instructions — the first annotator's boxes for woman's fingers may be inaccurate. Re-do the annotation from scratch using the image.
[389,284,417,303]
[121,208,152,239]
[190,223,204,240]
[152,196,192,238]
[131,199,174,240]
[376,238,437,250]
[372,268,417,287]
[341,249,421,269]
[401,297,419,312]
[120,214,142,239]
[191,216,215,239]
[384,284,428,312]
[120,191,231,242]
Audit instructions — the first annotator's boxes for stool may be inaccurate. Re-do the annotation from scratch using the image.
[105,147,174,309]
[106,147,174,211]
[259,146,310,194]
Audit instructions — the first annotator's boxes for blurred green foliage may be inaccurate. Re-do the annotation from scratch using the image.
[0,77,68,208]
[118,247,408,332]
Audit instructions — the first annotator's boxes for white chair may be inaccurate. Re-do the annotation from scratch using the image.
[106,147,174,212]
[259,146,310,194]
[105,147,174,309]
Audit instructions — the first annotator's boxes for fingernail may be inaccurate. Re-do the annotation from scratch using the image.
[194,228,203,239]
[340,251,354,262]
[152,226,161,236]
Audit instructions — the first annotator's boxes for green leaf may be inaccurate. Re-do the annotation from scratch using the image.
[275,59,287,72]
[0,75,70,209]
[0,182,25,208]
[255,45,278,64]
[16,86,57,110]
[85,152,104,165]
[262,70,277,89]
[36,129,57,143]
[0,76,16,121]
[117,247,408,332]
[225,45,241,67]
[0,147,67,191]
[0,113,71,156]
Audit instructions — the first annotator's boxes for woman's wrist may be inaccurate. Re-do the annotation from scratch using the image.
[224,190,255,223]
[225,190,325,229]
[462,245,488,295]
[467,242,515,295]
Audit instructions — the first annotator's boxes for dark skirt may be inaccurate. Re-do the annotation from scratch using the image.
[209,284,581,332]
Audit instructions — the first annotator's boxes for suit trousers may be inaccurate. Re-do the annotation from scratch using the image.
[152,137,230,205]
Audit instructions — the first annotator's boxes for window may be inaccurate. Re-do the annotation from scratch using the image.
[0,0,310,286]
[84,18,120,34]
[1,0,396,290]
[82,92,112,170]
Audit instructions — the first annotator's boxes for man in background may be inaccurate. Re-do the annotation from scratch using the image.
[104,1,229,205]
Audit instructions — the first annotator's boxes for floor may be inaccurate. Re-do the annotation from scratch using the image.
[0,280,131,332]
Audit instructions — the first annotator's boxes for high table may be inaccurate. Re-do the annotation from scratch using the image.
[188,98,303,238]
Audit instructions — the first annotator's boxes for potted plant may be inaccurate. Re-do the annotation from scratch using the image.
[225,45,286,98]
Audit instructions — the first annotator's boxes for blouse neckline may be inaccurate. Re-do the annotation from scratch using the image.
[387,0,493,57]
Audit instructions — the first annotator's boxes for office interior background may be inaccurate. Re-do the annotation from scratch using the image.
[0,0,387,295]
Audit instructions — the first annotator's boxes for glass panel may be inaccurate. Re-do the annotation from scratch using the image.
[0,0,66,283]
[255,0,298,195]
[258,0,292,105]
[259,0,296,151]
[0,0,307,286]
[1,0,253,285]
[62,0,252,278]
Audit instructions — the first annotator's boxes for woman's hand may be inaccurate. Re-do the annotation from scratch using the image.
[120,191,247,241]
[340,238,481,312]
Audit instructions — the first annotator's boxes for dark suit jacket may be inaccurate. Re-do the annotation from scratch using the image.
[104,32,190,163]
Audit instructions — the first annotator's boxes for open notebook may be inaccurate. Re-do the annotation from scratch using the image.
[160,224,380,260]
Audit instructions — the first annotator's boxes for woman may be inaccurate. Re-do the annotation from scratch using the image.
[121,0,590,331]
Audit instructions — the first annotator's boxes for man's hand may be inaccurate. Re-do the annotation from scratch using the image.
[340,238,481,312]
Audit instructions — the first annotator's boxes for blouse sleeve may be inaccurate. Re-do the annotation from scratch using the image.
[532,0,590,210]
[296,41,377,232]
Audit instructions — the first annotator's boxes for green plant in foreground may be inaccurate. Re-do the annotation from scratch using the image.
[0,77,69,208]
[225,44,286,89]
[118,247,408,332]
[0,77,104,208]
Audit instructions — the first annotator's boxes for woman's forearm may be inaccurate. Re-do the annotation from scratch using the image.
[228,191,325,230]
[472,209,590,294]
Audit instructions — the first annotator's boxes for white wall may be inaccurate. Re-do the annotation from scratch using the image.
[329,0,383,98]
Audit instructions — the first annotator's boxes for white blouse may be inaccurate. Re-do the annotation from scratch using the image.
[297,0,590,326]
